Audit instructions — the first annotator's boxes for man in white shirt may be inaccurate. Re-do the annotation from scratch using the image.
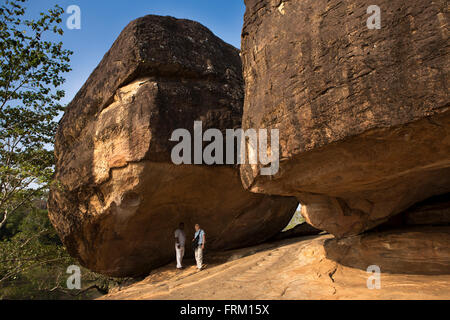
[174,222,186,269]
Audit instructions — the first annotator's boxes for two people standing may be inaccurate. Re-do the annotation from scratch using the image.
[174,223,206,271]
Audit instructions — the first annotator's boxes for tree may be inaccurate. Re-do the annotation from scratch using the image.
[0,205,118,299]
[0,0,72,228]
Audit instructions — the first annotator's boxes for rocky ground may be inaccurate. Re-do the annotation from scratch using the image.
[101,226,450,300]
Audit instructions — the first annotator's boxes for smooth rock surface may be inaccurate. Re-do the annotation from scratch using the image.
[101,227,450,300]
[240,0,450,237]
[48,15,298,277]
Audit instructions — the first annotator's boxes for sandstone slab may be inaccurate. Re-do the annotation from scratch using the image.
[101,227,450,300]
[324,226,450,275]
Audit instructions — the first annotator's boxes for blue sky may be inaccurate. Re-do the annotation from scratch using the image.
[25,0,246,105]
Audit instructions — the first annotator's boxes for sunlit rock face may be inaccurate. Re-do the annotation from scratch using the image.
[240,0,450,237]
[48,15,298,277]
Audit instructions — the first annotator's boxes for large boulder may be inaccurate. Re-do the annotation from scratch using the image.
[240,0,450,237]
[48,15,298,277]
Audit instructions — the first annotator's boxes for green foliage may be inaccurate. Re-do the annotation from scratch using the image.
[0,0,72,228]
[283,208,305,231]
[0,1,124,300]
[0,206,70,299]
[0,206,127,300]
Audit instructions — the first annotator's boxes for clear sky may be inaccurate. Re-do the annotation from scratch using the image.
[25,0,246,105]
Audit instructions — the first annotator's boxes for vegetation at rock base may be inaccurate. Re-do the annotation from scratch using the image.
[283,208,305,231]
[0,198,132,299]
[0,0,130,299]
[0,199,127,300]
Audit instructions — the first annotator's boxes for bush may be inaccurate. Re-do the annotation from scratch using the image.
[0,206,126,300]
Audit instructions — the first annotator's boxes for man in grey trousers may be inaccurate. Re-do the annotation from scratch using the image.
[192,223,206,270]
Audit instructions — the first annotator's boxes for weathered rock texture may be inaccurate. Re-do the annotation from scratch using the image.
[240,0,450,237]
[48,15,298,277]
